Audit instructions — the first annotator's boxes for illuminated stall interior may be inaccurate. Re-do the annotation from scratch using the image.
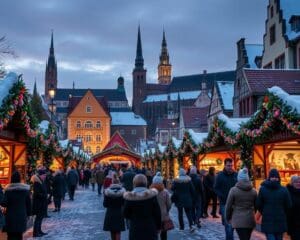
[50,156,64,171]
[253,139,300,188]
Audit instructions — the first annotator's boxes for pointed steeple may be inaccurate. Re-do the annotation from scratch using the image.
[135,25,144,69]
[47,30,56,69]
[50,30,54,55]
[33,79,37,96]
[158,29,172,84]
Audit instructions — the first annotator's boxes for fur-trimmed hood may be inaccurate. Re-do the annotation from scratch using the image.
[30,174,43,184]
[173,175,191,183]
[5,183,30,192]
[123,187,158,201]
[105,184,126,197]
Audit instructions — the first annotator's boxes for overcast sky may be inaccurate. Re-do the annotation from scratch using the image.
[1,0,267,103]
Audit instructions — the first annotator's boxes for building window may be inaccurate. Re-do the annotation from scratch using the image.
[96,135,102,142]
[96,121,101,128]
[86,146,91,154]
[270,24,276,45]
[86,105,92,113]
[270,6,274,18]
[76,134,82,141]
[96,146,101,153]
[131,129,136,135]
[85,135,92,142]
[275,54,285,69]
[85,121,93,128]
[76,121,81,128]
[120,129,125,135]
[291,17,300,32]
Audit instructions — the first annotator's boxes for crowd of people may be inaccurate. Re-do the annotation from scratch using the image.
[0,159,299,240]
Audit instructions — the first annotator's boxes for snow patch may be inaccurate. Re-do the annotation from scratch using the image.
[143,91,201,103]
[218,114,249,132]
[188,129,208,145]
[110,112,146,125]
[39,120,50,134]
[216,81,234,110]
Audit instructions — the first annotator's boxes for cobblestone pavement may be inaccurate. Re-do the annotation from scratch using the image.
[20,188,270,240]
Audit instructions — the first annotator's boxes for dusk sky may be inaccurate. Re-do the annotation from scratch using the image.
[1,0,267,104]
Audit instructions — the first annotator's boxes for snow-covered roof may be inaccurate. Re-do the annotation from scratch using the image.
[39,120,50,134]
[281,0,300,41]
[188,129,208,145]
[110,112,146,126]
[158,144,166,153]
[59,139,69,149]
[172,137,182,149]
[216,81,234,110]
[268,86,300,113]
[0,72,18,105]
[218,114,249,132]
[245,44,263,68]
[143,91,201,103]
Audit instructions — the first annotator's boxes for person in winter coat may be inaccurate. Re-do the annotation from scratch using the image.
[189,166,204,228]
[214,158,237,240]
[286,175,300,240]
[171,168,196,232]
[225,168,257,240]
[31,168,48,237]
[150,172,172,240]
[95,167,105,195]
[256,168,292,240]
[83,167,91,189]
[90,168,96,191]
[203,167,218,218]
[67,166,79,201]
[123,174,161,240]
[103,174,126,240]
[52,170,65,212]
[121,168,136,191]
[2,171,31,240]
[103,170,114,190]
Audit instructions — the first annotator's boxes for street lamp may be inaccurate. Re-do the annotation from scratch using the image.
[48,87,56,122]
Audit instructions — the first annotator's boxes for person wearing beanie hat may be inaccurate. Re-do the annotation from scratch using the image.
[3,170,31,240]
[225,167,256,240]
[237,167,250,182]
[152,172,164,184]
[172,168,196,232]
[256,168,292,239]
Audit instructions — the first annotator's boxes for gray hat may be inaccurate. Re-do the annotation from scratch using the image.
[179,168,186,176]
[237,167,249,181]
[152,172,163,184]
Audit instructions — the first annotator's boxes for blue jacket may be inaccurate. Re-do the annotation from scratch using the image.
[214,169,237,205]
[256,180,292,234]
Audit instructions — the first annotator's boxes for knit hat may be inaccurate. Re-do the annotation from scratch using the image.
[237,167,249,181]
[179,168,186,176]
[268,168,280,180]
[190,166,197,174]
[152,172,163,184]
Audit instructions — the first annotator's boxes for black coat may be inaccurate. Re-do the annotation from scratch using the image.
[2,183,31,233]
[52,172,65,198]
[171,176,195,208]
[190,173,204,202]
[256,180,292,234]
[103,184,125,232]
[123,188,161,240]
[286,184,300,235]
[31,175,48,217]
[214,170,237,205]
[121,171,136,191]
[67,169,79,186]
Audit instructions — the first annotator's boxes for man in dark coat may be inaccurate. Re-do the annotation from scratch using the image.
[123,174,161,240]
[83,167,91,189]
[2,171,31,240]
[31,168,48,237]
[256,169,292,240]
[203,166,218,218]
[95,167,105,195]
[189,166,204,228]
[67,167,79,200]
[52,170,65,212]
[121,168,136,191]
[214,158,237,240]
[172,168,196,232]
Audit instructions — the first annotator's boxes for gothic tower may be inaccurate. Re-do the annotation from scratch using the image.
[158,30,172,84]
[132,25,147,115]
[45,31,57,102]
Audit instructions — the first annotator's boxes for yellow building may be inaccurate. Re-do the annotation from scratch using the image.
[67,90,111,155]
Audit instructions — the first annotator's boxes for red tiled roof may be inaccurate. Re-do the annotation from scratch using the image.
[181,106,209,128]
[244,69,300,95]
[156,118,179,129]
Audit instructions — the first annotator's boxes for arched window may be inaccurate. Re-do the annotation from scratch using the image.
[96,121,101,128]
[96,146,100,153]
[85,121,93,128]
[76,121,81,128]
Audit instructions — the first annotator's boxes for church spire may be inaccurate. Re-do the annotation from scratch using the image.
[135,25,144,69]
[158,29,172,84]
[50,30,54,55]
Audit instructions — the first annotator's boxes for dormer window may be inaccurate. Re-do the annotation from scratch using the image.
[290,15,300,33]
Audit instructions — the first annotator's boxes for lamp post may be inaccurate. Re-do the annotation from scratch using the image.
[48,88,56,122]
